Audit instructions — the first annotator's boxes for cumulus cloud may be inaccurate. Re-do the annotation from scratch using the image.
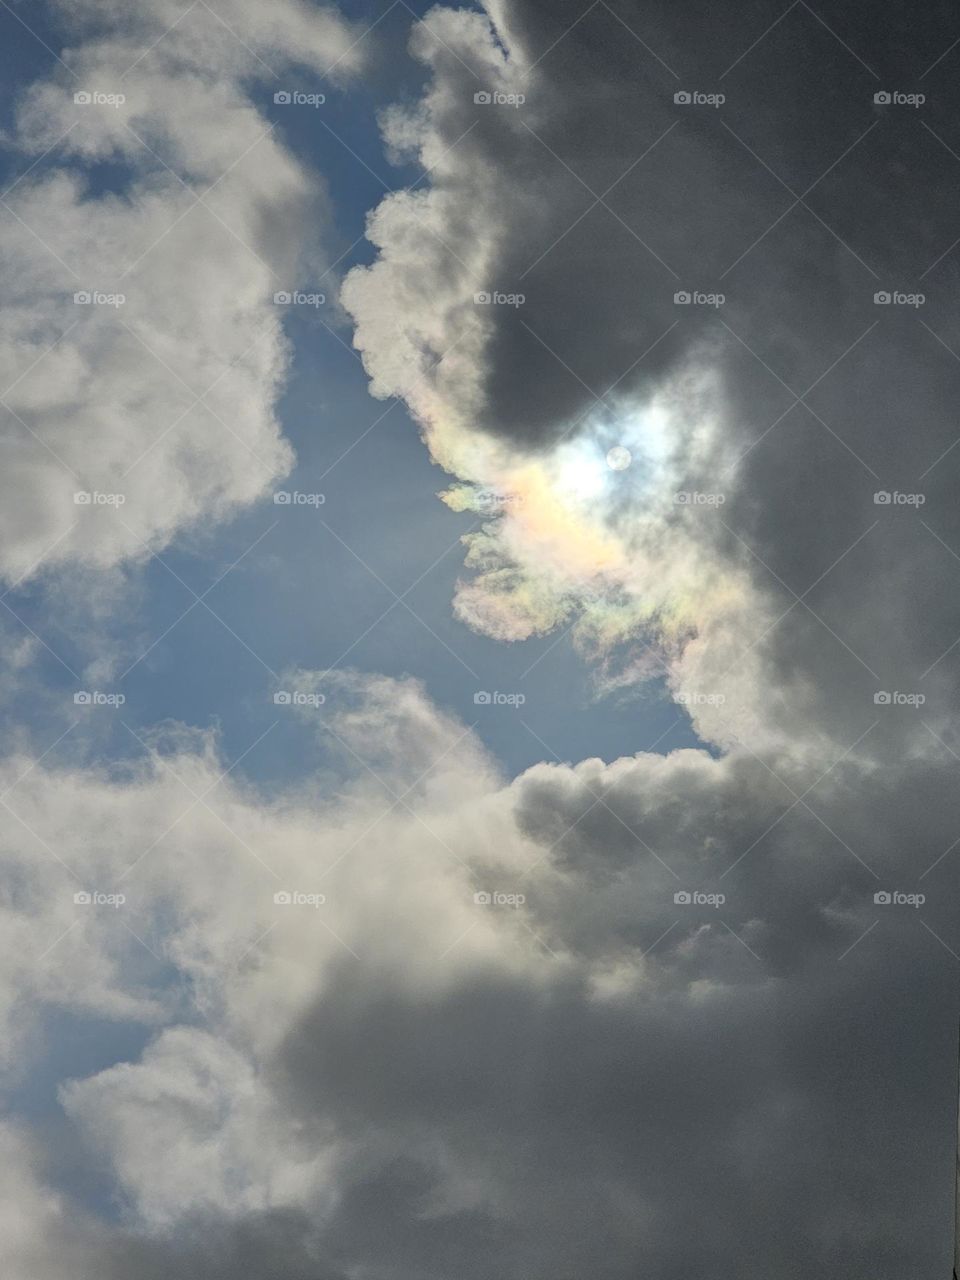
[0,0,362,583]
[0,672,956,1277]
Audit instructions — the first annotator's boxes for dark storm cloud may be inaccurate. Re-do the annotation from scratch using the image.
[269,748,960,1279]
[332,7,960,1271]
[287,179,960,1247]
[343,0,960,752]
[350,0,960,445]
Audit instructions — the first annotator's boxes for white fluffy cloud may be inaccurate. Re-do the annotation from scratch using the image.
[0,0,362,583]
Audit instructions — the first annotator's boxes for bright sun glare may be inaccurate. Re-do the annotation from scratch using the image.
[556,446,609,501]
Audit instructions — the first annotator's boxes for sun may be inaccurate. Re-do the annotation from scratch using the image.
[556,445,609,501]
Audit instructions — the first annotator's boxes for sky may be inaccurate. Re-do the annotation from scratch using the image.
[1,1,960,1277]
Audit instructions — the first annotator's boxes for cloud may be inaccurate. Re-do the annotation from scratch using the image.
[0,1115,341,1280]
[343,0,960,755]
[3,3,960,1278]
[0,0,362,584]
[0,672,956,1277]
[60,1026,338,1225]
